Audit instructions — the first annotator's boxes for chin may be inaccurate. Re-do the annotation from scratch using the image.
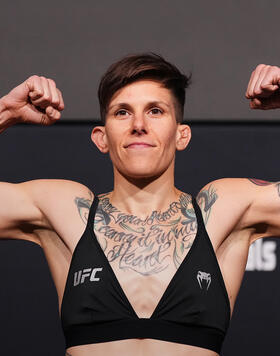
[113,157,174,182]
[120,166,165,181]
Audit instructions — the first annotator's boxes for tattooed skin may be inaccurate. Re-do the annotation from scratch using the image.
[74,190,93,224]
[75,192,200,275]
[248,178,273,186]
[248,178,280,197]
[196,185,218,225]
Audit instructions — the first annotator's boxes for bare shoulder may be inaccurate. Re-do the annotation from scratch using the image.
[195,178,263,245]
[196,177,256,211]
[197,177,255,196]
[196,177,280,242]
[197,177,280,208]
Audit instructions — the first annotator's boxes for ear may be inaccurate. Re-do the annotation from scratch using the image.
[91,126,109,153]
[175,124,191,151]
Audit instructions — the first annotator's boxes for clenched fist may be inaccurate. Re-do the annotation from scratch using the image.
[0,75,64,132]
[246,64,280,110]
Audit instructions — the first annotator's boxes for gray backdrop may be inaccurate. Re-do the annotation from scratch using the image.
[1,0,280,121]
[0,123,280,355]
[1,1,280,355]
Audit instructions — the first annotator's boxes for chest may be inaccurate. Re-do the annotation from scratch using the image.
[93,209,198,318]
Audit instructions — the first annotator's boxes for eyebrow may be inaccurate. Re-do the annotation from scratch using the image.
[108,100,170,111]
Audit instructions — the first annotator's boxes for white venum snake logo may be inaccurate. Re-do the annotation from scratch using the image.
[197,271,211,290]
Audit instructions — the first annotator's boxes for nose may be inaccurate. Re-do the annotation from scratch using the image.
[131,112,147,135]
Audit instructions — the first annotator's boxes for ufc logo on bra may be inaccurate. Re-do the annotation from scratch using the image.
[73,267,103,286]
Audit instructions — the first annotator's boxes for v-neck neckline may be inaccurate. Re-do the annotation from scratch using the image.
[89,195,201,320]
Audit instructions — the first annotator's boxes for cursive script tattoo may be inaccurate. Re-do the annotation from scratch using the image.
[75,192,198,275]
[94,193,197,274]
[196,185,218,225]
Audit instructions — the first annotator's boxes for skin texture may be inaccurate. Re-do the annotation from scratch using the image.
[83,192,197,276]
[245,64,280,109]
[0,64,280,356]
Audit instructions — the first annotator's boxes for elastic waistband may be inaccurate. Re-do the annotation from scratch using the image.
[64,318,225,353]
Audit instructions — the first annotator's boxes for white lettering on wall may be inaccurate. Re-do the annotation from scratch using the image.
[246,239,277,271]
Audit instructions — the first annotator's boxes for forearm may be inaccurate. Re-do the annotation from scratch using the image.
[0,95,19,133]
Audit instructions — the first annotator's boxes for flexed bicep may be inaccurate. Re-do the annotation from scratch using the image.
[0,182,44,242]
[245,178,280,240]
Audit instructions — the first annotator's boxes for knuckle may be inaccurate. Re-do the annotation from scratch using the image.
[52,99,59,106]
[48,78,56,86]
[43,94,51,102]
[35,89,43,96]
[29,74,39,81]
[267,66,275,73]
[270,66,280,75]
[256,64,266,70]
[54,111,61,119]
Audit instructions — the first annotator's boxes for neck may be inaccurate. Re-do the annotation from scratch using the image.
[109,161,182,218]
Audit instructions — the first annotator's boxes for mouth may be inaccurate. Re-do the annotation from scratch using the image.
[124,142,155,149]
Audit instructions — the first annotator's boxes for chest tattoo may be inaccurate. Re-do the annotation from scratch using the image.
[92,193,197,276]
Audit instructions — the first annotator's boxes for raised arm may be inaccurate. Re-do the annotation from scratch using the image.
[0,76,67,243]
[197,65,280,245]
[243,64,280,237]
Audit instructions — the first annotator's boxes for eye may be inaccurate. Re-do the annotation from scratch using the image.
[149,107,163,116]
[115,109,129,117]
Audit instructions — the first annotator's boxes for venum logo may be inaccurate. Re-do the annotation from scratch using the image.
[246,239,277,271]
[197,271,211,290]
[73,267,103,286]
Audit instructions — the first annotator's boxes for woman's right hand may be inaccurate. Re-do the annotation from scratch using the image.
[0,75,65,132]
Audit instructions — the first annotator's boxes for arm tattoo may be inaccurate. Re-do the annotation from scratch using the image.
[248,178,273,186]
[74,190,93,225]
[196,185,218,225]
[248,178,280,197]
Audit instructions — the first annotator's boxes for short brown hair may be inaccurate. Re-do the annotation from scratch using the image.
[98,53,191,124]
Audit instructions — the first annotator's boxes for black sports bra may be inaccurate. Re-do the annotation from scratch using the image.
[61,196,230,353]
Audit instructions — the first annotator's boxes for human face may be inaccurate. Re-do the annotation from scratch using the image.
[92,80,191,180]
